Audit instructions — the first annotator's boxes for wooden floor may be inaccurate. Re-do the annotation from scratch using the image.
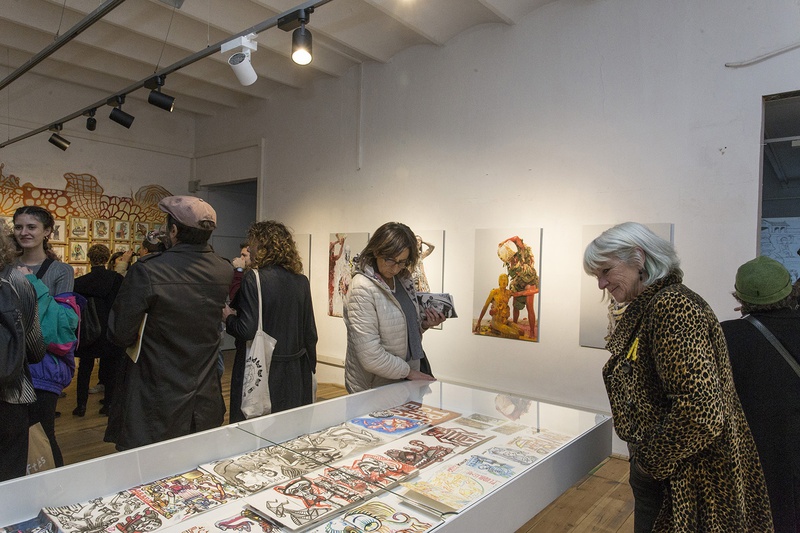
[53,351,634,533]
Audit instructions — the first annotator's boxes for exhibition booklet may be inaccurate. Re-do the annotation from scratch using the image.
[415,292,457,318]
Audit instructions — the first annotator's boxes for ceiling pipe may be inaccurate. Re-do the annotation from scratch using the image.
[0,0,128,92]
[0,0,334,150]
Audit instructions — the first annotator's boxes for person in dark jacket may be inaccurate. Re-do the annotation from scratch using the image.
[223,221,318,418]
[72,244,124,417]
[105,196,233,451]
[0,220,45,482]
[722,256,800,533]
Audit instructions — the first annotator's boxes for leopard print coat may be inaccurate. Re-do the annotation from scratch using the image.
[604,272,773,532]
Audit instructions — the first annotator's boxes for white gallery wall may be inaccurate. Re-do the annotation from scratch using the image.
[2,0,798,454]
[195,0,800,424]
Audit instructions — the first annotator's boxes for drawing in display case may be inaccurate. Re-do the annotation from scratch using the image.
[0,381,611,532]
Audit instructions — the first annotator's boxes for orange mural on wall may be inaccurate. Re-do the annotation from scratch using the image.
[0,162,172,221]
[0,163,174,273]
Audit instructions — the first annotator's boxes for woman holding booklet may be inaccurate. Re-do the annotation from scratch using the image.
[343,221,446,393]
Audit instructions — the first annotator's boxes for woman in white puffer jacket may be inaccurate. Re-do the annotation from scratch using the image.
[344,222,446,393]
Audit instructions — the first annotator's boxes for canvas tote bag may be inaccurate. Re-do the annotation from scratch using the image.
[241,269,277,419]
[27,422,55,475]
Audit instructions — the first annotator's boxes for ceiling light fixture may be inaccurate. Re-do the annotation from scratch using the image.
[145,75,175,112]
[279,8,314,65]
[221,34,258,86]
[108,95,135,128]
[48,124,70,151]
[85,108,97,131]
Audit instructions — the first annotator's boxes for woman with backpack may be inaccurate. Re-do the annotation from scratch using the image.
[0,220,45,481]
[13,205,77,467]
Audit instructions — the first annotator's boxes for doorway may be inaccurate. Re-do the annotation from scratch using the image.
[761,91,800,280]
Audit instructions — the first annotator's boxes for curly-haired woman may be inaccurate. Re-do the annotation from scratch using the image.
[223,220,318,420]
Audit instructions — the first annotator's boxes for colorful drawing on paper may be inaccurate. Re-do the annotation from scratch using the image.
[128,469,242,521]
[473,228,542,342]
[44,490,159,533]
[328,232,368,318]
[367,401,460,426]
[348,415,428,437]
[307,494,440,533]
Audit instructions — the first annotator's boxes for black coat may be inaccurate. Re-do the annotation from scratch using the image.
[73,265,124,359]
[722,308,800,533]
[105,243,233,450]
[226,266,318,412]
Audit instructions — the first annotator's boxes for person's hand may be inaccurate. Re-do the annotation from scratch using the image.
[232,256,246,269]
[16,265,32,276]
[421,308,446,329]
[406,369,436,382]
[122,249,134,261]
[222,304,236,321]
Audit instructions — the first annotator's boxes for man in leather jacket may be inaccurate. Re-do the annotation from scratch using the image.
[105,196,233,451]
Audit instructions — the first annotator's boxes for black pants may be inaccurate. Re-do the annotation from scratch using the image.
[75,356,95,408]
[0,401,29,482]
[629,458,666,533]
[229,338,247,424]
[29,390,63,467]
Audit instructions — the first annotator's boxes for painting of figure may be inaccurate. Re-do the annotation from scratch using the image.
[473,228,542,342]
[328,232,369,318]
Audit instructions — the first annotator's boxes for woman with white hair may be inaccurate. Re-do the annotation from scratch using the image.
[583,222,772,532]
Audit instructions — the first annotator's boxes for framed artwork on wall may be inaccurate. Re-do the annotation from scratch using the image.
[473,228,542,342]
[69,217,89,240]
[113,220,131,241]
[92,219,111,240]
[51,219,66,244]
[72,265,88,278]
[328,232,370,318]
[114,242,131,254]
[50,245,66,262]
[133,221,149,242]
[69,241,89,263]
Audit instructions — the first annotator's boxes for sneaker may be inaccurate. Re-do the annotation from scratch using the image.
[89,384,105,394]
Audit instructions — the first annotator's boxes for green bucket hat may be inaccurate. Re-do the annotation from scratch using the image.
[734,256,792,305]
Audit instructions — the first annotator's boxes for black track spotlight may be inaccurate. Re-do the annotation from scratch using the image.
[145,75,175,112]
[278,8,314,66]
[48,124,70,151]
[108,95,134,128]
[85,108,97,131]
[292,25,312,65]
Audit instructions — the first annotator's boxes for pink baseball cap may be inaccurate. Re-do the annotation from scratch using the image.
[158,196,217,229]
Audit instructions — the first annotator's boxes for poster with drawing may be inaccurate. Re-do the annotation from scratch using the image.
[473,228,542,342]
[410,230,444,293]
[328,232,369,317]
[579,223,673,349]
[92,219,111,240]
[761,217,800,281]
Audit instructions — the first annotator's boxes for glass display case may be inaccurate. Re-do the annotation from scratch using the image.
[0,381,611,532]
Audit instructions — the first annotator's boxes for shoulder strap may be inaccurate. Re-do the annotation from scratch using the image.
[743,314,800,378]
[35,257,55,279]
[253,268,264,333]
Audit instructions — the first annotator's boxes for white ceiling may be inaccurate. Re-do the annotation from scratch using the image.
[1,0,556,119]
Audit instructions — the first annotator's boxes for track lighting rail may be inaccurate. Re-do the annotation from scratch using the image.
[0,0,334,150]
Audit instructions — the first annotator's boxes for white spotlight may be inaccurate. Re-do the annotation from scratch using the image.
[221,34,258,86]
